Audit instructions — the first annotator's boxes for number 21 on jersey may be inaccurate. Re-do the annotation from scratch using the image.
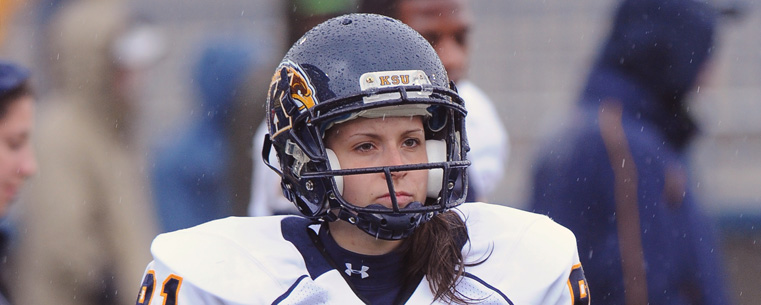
[568,263,590,305]
[136,270,183,305]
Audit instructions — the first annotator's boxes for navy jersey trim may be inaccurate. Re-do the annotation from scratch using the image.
[462,272,514,305]
[271,274,309,305]
[281,217,334,279]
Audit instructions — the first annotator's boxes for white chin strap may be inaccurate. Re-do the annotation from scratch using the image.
[325,139,446,198]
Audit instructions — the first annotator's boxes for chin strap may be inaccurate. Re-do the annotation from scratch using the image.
[334,202,435,240]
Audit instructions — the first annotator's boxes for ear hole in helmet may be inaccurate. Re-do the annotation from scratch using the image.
[326,149,343,195]
[426,140,446,198]
[426,106,447,133]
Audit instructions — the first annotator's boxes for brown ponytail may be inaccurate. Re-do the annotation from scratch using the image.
[402,210,483,304]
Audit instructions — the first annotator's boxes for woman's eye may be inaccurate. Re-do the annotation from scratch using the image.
[6,138,25,151]
[403,138,421,148]
[355,143,375,152]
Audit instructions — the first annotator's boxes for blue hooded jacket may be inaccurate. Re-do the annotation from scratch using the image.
[531,0,731,304]
[151,39,257,232]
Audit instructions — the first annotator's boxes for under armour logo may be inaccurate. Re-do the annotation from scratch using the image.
[345,263,369,279]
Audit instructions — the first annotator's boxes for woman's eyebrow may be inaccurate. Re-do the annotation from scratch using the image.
[402,128,425,136]
[345,132,382,141]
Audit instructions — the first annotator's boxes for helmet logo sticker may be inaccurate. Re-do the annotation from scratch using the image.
[273,60,317,111]
[268,60,319,139]
[360,70,432,104]
[287,67,316,110]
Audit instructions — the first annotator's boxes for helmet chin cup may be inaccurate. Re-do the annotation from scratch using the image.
[338,202,433,240]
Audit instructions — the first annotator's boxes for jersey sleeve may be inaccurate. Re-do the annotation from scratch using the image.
[458,203,590,305]
[133,217,315,304]
[536,218,591,305]
[562,256,591,305]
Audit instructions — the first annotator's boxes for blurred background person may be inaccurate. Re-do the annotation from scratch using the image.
[0,60,37,305]
[530,0,732,304]
[0,0,24,47]
[8,1,160,305]
[359,0,510,203]
[150,37,259,232]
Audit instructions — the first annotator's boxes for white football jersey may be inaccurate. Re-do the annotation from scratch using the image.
[135,202,589,305]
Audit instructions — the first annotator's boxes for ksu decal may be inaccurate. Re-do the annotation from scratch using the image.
[267,60,319,138]
[359,70,432,104]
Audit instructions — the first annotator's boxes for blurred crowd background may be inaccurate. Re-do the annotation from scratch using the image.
[1,0,759,304]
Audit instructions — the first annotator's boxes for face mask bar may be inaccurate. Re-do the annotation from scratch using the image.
[321,159,470,240]
[299,160,470,213]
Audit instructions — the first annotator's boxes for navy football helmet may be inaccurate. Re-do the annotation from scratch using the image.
[263,13,470,240]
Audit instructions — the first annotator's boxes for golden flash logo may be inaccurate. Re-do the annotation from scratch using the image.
[378,74,411,86]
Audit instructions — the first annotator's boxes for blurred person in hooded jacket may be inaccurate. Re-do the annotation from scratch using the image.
[530,0,732,304]
[150,38,257,232]
[8,1,160,304]
[0,60,37,305]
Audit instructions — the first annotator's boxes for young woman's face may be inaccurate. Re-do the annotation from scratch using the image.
[0,95,36,215]
[325,116,428,210]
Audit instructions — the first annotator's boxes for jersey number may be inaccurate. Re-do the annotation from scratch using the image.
[567,264,590,305]
[136,271,183,305]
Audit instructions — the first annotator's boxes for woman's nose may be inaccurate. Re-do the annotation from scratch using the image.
[383,148,409,179]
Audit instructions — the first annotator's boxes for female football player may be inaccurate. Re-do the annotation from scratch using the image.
[0,61,36,216]
[136,14,588,305]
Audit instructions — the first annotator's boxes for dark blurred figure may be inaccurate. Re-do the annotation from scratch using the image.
[360,0,509,203]
[0,60,37,305]
[151,38,258,232]
[530,0,731,304]
[285,0,357,47]
[249,0,356,216]
[9,1,159,304]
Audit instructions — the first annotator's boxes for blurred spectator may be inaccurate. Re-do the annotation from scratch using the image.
[150,38,258,232]
[361,0,509,202]
[0,60,37,305]
[8,1,159,305]
[530,0,731,304]
[0,0,23,46]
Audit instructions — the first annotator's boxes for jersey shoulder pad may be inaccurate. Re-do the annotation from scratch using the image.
[457,203,586,304]
[149,216,309,302]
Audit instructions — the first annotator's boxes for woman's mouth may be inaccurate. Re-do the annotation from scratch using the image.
[377,192,414,207]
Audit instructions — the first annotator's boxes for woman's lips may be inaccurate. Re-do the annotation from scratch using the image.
[377,192,414,207]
